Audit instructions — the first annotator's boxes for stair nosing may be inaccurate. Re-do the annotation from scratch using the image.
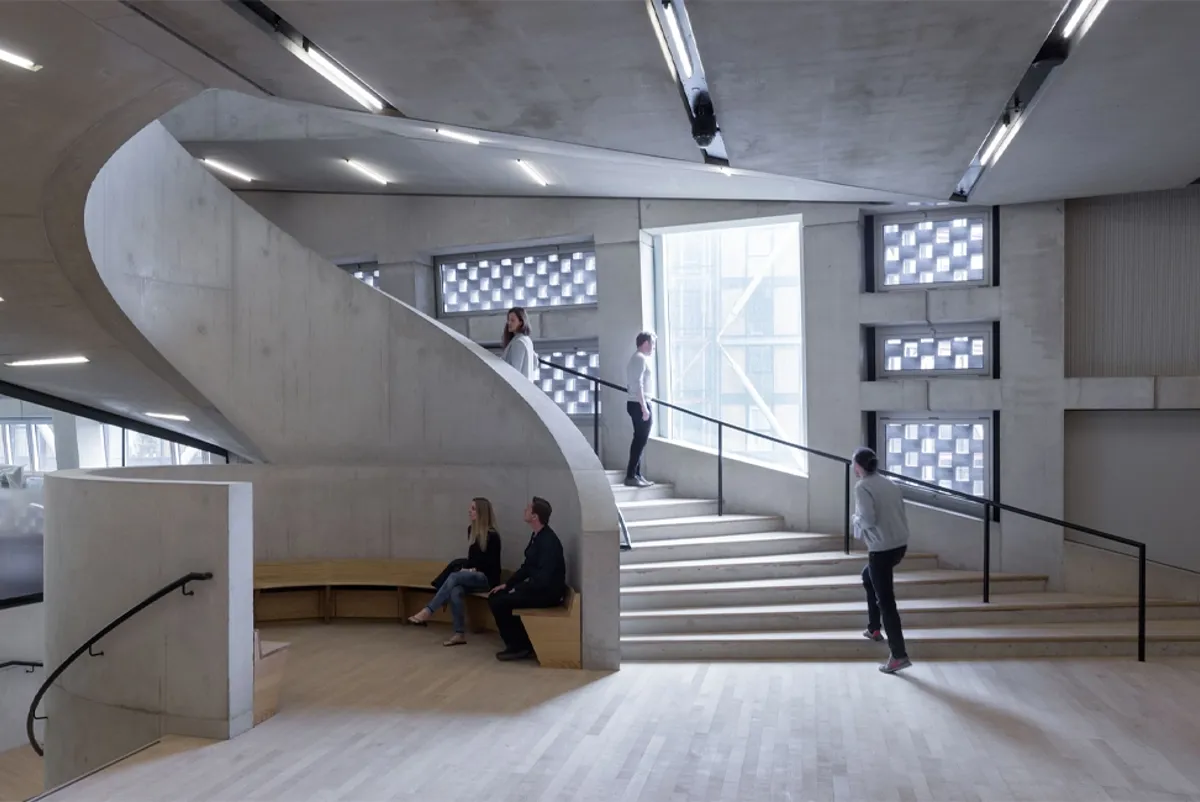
[620,570,1047,595]
[620,551,938,571]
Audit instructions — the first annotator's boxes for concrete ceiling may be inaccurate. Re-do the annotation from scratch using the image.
[688,0,1063,198]
[162,91,914,203]
[972,0,1200,205]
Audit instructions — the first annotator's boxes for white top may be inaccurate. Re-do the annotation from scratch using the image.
[502,334,537,381]
[626,351,654,404]
[852,473,911,553]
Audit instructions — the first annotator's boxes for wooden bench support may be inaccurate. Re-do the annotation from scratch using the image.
[514,589,582,669]
[253,630,290,726]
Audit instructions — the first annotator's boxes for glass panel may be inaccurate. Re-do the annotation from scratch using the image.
[34,423,56,472]
[439,246,597,314]
[659,220,805,470]
[879,330,989,374]
[534,345,600,416]
[880,215,988,287]
[882,418,989,497]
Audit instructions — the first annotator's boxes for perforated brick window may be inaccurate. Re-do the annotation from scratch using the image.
[877,326,991,377]
[876,213,990,288]
[879,414,991,498]
[438,244,597,315]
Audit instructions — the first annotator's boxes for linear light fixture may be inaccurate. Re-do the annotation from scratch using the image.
[344,159,388,185]
[515,159,549,187]
[1061,0,1109,40]
[645,0,677,82]
[146,412,191,422]
[202,159,254,182]
[981,116,1022,166]
[301,42,384,112]
[717,166,734,177]
[0,47,41,72]
[662,0,694,79]
[5,356,89,367]
[435,128,482,145]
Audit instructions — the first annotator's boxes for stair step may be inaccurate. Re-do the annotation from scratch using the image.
[611,482,676,501]
[617,498,719,522]
[620,619,1200,660]
[621,531,843,563]
[620,570,1048,610]
[619,551,939,585]
[620,594,1200,635]
[625,514,785,541]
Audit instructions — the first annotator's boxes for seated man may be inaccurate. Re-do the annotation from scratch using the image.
[488,496,567,661]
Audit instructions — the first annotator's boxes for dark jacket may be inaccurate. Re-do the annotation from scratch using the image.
[507,525,567,597]
[465,529,503,587]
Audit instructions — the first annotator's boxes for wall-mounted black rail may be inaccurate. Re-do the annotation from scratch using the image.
[0,660,42,673]
[26,572,214,756]
[538,358,1149,662]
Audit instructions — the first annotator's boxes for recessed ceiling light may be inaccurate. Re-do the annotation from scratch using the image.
[344,159,388,185]
[935,201,952,207]
[515,159,549,187]
[435,128,482,145]
[906,201,923,207]
[300,42,384,112]
[1062,0,1109,40]
[5,355,89,367]
[202,159,254,182]
[0,47,41,72]
[146,412,190,422]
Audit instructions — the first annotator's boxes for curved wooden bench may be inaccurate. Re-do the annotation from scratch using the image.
[254,560,582,669]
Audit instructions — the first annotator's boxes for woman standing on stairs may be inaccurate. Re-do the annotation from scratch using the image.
[408,498,502,646]
[501,307,537,381]
[852,447,913,674]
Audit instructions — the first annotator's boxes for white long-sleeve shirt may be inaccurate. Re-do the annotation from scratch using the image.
[502,334,537,381]
[852,473,911,553]
[626,352,654,405]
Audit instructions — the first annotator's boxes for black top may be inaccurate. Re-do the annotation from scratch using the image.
[465,529,503,587]
[507,525,567,597]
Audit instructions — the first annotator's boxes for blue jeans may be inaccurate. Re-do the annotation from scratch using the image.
[425,570,491,633]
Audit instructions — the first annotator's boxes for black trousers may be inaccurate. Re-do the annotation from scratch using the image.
[488,583,564,651]
[626,401,653,480]
[863,545,908,660]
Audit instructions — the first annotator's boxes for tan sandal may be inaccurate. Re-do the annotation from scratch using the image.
[442,633,467,647]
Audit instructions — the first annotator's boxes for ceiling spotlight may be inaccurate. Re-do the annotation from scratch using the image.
[0,47,41,72]
[515,159,549,187]
[202,159,254,182]
[662,0,694,79]
[435,128,482,145]
[5,355,89,367]
[301,42,384,112]
[146,412,191,422]
[344,159,388,185]
[1062,0,1109,40]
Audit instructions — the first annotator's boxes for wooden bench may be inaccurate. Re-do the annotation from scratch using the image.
[253,629,290,725]
[253,559,582,669]
[514,587,581,669]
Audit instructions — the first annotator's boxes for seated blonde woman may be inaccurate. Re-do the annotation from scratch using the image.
[407,497,502,646]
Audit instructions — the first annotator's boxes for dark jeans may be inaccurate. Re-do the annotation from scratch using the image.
[488,583,564,652]
[625,401,652,480]
[863,545,908,660]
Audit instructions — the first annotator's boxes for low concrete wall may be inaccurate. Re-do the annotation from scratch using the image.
[1064,540,1200,602]
[42,469,253,788]
[0,604,44,752]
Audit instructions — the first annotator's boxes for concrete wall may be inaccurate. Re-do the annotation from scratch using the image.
[86,123,620,670]
[42,469,253,788]
[0,604,45,752]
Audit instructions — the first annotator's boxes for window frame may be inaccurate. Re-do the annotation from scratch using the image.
[876,412,994,516]
[875,323,994,378]
[873,210,993,291]
[434,241,598,318]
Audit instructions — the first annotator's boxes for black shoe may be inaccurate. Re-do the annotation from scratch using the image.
[623,477,640,487]
[496,648,534,662]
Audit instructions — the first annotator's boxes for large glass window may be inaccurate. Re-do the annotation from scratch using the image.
[656,219,805,470]
[438,244,597,315]
[876,213,990,288]
[877,325,992,377]
[0,419,56,472]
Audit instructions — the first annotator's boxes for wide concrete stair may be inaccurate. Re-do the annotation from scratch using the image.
[609,470,1200,661]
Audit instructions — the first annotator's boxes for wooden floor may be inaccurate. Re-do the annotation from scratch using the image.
[35,622,1200,802]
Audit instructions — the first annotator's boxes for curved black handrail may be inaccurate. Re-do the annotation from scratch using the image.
[540,357,1150,661]
[26,571,214,756]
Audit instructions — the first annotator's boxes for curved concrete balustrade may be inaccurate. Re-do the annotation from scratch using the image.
[42,468,254,788]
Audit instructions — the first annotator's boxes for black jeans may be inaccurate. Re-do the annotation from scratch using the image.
[863,545,908,660]
[488,583,564,652]
[626,401,652,480]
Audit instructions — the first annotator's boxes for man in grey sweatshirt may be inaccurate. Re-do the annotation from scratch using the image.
[851,446,912,674]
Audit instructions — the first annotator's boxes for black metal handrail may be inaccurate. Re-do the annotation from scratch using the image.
[26,571,214,756]
[0,660,42,673]
[617,508,632,551]
[539,357,1150,662]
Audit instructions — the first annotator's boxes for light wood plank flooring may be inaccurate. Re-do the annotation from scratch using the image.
[41,622,1200,802]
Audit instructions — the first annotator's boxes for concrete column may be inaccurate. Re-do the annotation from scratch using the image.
[802,218,864,533]
[998,202,1066,583]
[50,411,79,470]
[378,260,435,316]
[595,238,651,469]
[42,471,253,787]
